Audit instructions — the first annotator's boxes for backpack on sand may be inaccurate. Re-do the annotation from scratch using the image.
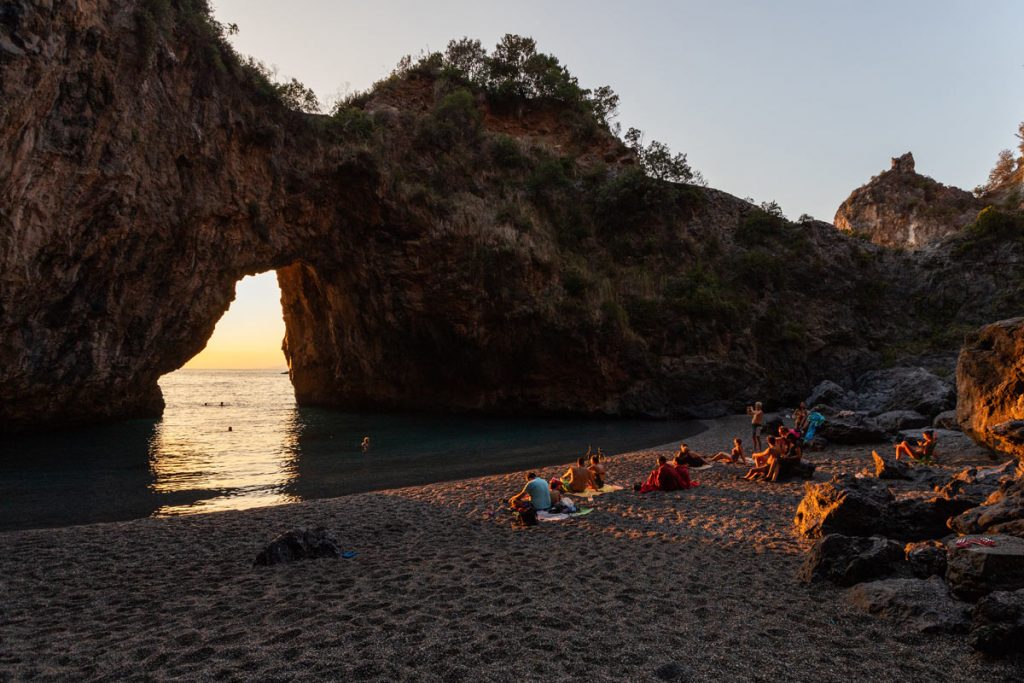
[512,503,538,527]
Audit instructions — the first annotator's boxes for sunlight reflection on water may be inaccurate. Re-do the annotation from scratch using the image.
[150,370,301,515]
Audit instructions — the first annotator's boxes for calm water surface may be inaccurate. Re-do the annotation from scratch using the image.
[0,370,700,531]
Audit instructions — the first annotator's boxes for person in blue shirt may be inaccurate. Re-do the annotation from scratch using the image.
[509,472,552,511]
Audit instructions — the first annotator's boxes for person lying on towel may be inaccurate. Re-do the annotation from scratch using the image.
[637,455,699,493]
[676,443,709,467]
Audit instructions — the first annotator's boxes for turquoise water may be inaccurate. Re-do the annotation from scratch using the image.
[0,370,700,531]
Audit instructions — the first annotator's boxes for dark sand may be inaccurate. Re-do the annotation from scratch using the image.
[1,415,1021,682]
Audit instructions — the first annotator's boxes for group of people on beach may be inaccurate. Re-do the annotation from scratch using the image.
[509,450,609,513]
[509,399,942,516]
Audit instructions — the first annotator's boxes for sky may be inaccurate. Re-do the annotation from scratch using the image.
[186,0,1023,370]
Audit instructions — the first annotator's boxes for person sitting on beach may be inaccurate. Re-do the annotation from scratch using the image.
[637,455,697,493]
[510,472,552,511]
[894,430,937,464]
[562,457,597,493]
[747,402,765,450]
[792,401,809,432]
[548,480,563,507]
[676,443,708,468]
[710,438,746,465]
[744,436,782,480]
[588,453,607,489]
[767,433,804,482]
[671,453,699,488]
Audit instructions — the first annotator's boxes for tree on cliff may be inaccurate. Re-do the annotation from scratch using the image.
[624,128,707,186]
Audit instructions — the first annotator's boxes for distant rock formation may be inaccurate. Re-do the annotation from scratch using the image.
[957,318,1024,462]
[835,152,983,249]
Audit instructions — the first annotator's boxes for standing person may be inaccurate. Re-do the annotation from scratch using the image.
[561,457,597,493]
[361,436,371,453]
[510,472,552,511]
[792,401,810,433]
[747,402,765,451]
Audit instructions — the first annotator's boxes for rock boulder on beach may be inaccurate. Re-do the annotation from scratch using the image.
[905,541,948,579]
[946,534,1024,600]
[846,576,971,634]
[956,318,1024,462]
[254,528,344,566]
[799,534,905,586]
[968,588,1024,655]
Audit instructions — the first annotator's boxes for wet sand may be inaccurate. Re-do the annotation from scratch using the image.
[1,415,1020,682]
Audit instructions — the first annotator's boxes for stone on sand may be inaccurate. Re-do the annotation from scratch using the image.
[871,450,912,480]
[253,527,344,566]
[905,540,948,579]
[968,588,1024,655]
[847,576,970,634]
[799,534,905,586]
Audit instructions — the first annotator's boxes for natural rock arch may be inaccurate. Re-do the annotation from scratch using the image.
[4,1,1024,433]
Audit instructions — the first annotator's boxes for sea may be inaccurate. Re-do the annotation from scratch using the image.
[0,369,700,532]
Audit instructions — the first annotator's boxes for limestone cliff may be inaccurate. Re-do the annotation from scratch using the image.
[2,1,1023,433]
[834,153,983,249]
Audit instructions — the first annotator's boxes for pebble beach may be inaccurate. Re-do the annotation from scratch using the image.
[2,415,1021,682]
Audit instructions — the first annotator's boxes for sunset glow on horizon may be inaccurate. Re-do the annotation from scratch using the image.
[183,272,289,370]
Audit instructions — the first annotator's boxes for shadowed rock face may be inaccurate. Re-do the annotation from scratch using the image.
[2,2,1024,433]
[835,152,983,249]
[957,319,1024,462]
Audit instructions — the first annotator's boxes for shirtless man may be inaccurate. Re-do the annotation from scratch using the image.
[562,457,597,493]
[747,402,765,450]
[676,443,708,467]
[588,453,607,489]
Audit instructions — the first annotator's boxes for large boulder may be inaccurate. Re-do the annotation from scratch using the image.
[932,409,960,431]
[846,576,971,634]
[795,475,974,542]
[937,461,1016,508]
[806,381,851,410]
[794,475,893,538]
[905,540,948,579]
[799,534,905,586]
[949,473,1024,538]
[946,535,1024,600]
[874,410,929,434]
[889,491,976,542]
[957,317,1024,462]
[254,527,344,566]
[852,367,955,419]
[968,589,1024,656]
[817,412,889,444]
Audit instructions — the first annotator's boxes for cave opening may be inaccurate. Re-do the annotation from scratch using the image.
[182,271,288,371]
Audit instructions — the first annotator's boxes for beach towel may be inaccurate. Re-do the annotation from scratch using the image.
[572,484,624,499]
[536,507,594,522]
[689,463,713,471]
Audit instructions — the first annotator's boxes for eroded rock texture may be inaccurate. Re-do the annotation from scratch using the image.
[835,152,982,249]
[957,318,1024,461]
[2,1,1024,432]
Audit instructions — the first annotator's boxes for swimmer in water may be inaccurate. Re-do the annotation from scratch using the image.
[361,436,370,453]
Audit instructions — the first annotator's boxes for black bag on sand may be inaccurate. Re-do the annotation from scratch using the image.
[512,504,538,527]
